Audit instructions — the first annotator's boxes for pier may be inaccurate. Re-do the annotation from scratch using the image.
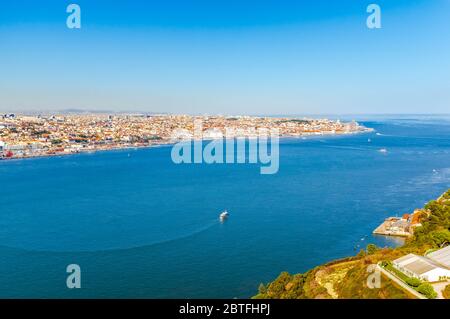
[373,209,424,237]
[373,217,411,237]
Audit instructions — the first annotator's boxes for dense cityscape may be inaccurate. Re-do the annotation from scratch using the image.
[0,113,370,159]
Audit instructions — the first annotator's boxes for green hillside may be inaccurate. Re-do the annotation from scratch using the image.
[253,189,450,299]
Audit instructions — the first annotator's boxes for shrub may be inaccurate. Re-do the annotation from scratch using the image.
[366,244,379,255]
[405,277,421,287]
[417,283,437,299]
[51,139,63,145]
[357,249,366,257]
[258,283,267,294]
[443,284,450,299]
[429,230,450,248]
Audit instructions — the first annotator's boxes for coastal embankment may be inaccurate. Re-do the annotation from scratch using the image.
[254,189,450,299]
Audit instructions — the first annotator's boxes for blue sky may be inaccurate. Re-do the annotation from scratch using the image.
[1,0,449,115]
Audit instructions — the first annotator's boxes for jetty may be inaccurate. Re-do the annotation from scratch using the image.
[373,209,423,237]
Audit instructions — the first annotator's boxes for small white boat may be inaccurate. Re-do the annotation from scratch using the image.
[219,210,229,222]
[379,148,388,153]
[368,138,371,143]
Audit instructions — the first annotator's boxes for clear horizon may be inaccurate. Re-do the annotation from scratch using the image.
[1,0,450,114]
[2,109,450,117]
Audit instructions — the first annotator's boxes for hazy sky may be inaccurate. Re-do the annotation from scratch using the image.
[1,0,449,115]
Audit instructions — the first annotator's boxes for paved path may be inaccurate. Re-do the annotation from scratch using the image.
[376,264,426,299]
[431,281,448,299]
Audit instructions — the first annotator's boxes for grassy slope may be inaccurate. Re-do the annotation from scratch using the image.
[253,189,450,299]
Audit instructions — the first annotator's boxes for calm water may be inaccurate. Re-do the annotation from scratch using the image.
[1,116,450,298]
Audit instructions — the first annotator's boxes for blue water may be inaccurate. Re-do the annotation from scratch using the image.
[0,116,449,298]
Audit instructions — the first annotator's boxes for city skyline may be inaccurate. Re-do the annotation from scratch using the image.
[1,0,450,115]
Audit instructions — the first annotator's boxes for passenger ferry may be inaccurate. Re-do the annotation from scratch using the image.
[219,210,229,222]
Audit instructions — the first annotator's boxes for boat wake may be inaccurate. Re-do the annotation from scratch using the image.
[0,219,221,254]
[374,132,449,141]
[320,145,382,152]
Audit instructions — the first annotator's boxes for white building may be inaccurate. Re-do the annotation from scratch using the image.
[393,246,450,282]
[0,141,5,152]
[427,245,450,268]
[6,144,26,151]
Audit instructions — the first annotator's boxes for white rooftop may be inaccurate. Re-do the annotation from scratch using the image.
[394,254,444,275]
[427,245,450,268]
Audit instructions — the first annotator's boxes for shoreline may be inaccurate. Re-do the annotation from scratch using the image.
[0,129,373,162]
[254,189,450,299]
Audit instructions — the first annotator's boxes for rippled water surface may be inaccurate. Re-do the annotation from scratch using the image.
[1,116,449,298]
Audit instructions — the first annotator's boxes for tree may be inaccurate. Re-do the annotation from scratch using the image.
[405,277,421,288]
[429,230,450,248]
[258,283,267,295]
[366,244,379,255]
[357,249,366,257]
[51,139,63,145]
[424,200,450,231]
[266,272,292,297]
[417,283,437,299]
[443,284,450,299]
